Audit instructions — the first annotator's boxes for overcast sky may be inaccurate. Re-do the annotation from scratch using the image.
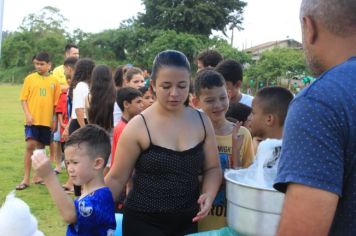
[2,0,302,49]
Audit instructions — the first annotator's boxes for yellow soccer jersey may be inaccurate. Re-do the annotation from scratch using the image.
[198,126,254,232]
[20,72,61,127]
[52,65,68,86]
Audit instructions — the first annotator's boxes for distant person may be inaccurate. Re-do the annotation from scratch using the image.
[138,86,155,110]
[55,57,78,174]
[112,65,127,126]
[142,67,152,87]
[32,125,116,235]
[123,67,145,89]
[16,52,61,190]
[193,69,254,231]
[274,0,356,235]
[215,59,254,107]
[196,49,223,72]
[52,44,80,89]
[105,50,222,235]
[62,58,95,196]
[111,87,143,167]
[51,44,79,175]
[111,87,143,212]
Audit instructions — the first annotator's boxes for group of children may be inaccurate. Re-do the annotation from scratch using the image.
[21,47,294,235]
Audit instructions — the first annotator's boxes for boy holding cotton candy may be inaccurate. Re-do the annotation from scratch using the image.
[32,124,116,235]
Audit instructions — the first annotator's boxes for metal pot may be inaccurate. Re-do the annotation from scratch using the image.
[224,170,285,236]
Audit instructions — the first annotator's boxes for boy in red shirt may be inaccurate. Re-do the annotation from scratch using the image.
[111,87,143,167]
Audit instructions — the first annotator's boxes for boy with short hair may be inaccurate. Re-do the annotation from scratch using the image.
[215,59,254,107]
[56,56,78,145]
[193,69,255,231]
[196,49,223,72]
[138,86,155,110]
[248,86,294,168]
[32,124,116,235]
[111,87,143,166]
[111,87,143,212]
[16,52,61,190]
[249,86,294,141]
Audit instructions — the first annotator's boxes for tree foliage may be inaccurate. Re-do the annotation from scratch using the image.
[245,48,308,86]
[137,0,247,36]
[1,6,67,70]
[1,3,251,83]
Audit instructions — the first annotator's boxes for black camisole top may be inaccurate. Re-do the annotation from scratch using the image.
[125,111,206,213]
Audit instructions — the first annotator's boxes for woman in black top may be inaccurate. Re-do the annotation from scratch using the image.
[105,50,222,235]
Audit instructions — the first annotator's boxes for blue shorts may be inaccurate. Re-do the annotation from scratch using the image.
[25,125,51,145]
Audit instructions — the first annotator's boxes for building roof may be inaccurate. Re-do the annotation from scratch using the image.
[243,39,302,53]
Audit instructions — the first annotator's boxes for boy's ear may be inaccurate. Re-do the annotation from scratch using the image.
[235,80,242,89]
[93,157,105,170]
[123,100,130,109]
[265,113,276,127]
[191,95,200,108]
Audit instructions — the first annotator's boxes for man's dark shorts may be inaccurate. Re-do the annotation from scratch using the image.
[25,125,51,145]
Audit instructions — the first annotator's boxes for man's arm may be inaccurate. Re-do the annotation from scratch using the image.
[277,183,339,236]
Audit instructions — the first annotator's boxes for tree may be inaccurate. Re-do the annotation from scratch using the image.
[245,48,308,89]
[137,0,246,36]
[1,6,68,69]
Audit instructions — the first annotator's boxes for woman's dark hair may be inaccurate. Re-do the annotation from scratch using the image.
[69,58,95,99]
[88,65,116,131]
[113,65,125,88]
[151,50,191,83]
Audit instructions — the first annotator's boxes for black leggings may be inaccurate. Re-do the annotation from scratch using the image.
[123,207,197,236]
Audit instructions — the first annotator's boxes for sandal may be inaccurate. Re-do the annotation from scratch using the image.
[34,180,45,185]
[54,169,61,175]
[16,183,29,190]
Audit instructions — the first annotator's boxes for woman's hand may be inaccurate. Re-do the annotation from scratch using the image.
[192,193,213,222]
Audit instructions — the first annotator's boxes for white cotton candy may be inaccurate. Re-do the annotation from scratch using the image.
[0,191,44,236]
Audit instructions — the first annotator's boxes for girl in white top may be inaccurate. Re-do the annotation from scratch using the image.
[68,59,95,134]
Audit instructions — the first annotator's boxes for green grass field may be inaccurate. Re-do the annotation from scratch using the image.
[0,84,67,235]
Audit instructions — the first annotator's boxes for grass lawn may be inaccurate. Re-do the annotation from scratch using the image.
[0,84,67,235]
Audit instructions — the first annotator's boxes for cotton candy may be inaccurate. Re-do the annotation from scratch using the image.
[0,191,44,236]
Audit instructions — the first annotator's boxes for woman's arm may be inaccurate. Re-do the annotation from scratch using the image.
[105,116,144,201]
[193,113,222,222]
[75,108,86,127]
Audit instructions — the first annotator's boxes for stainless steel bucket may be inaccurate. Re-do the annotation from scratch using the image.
[225,170,285,236]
